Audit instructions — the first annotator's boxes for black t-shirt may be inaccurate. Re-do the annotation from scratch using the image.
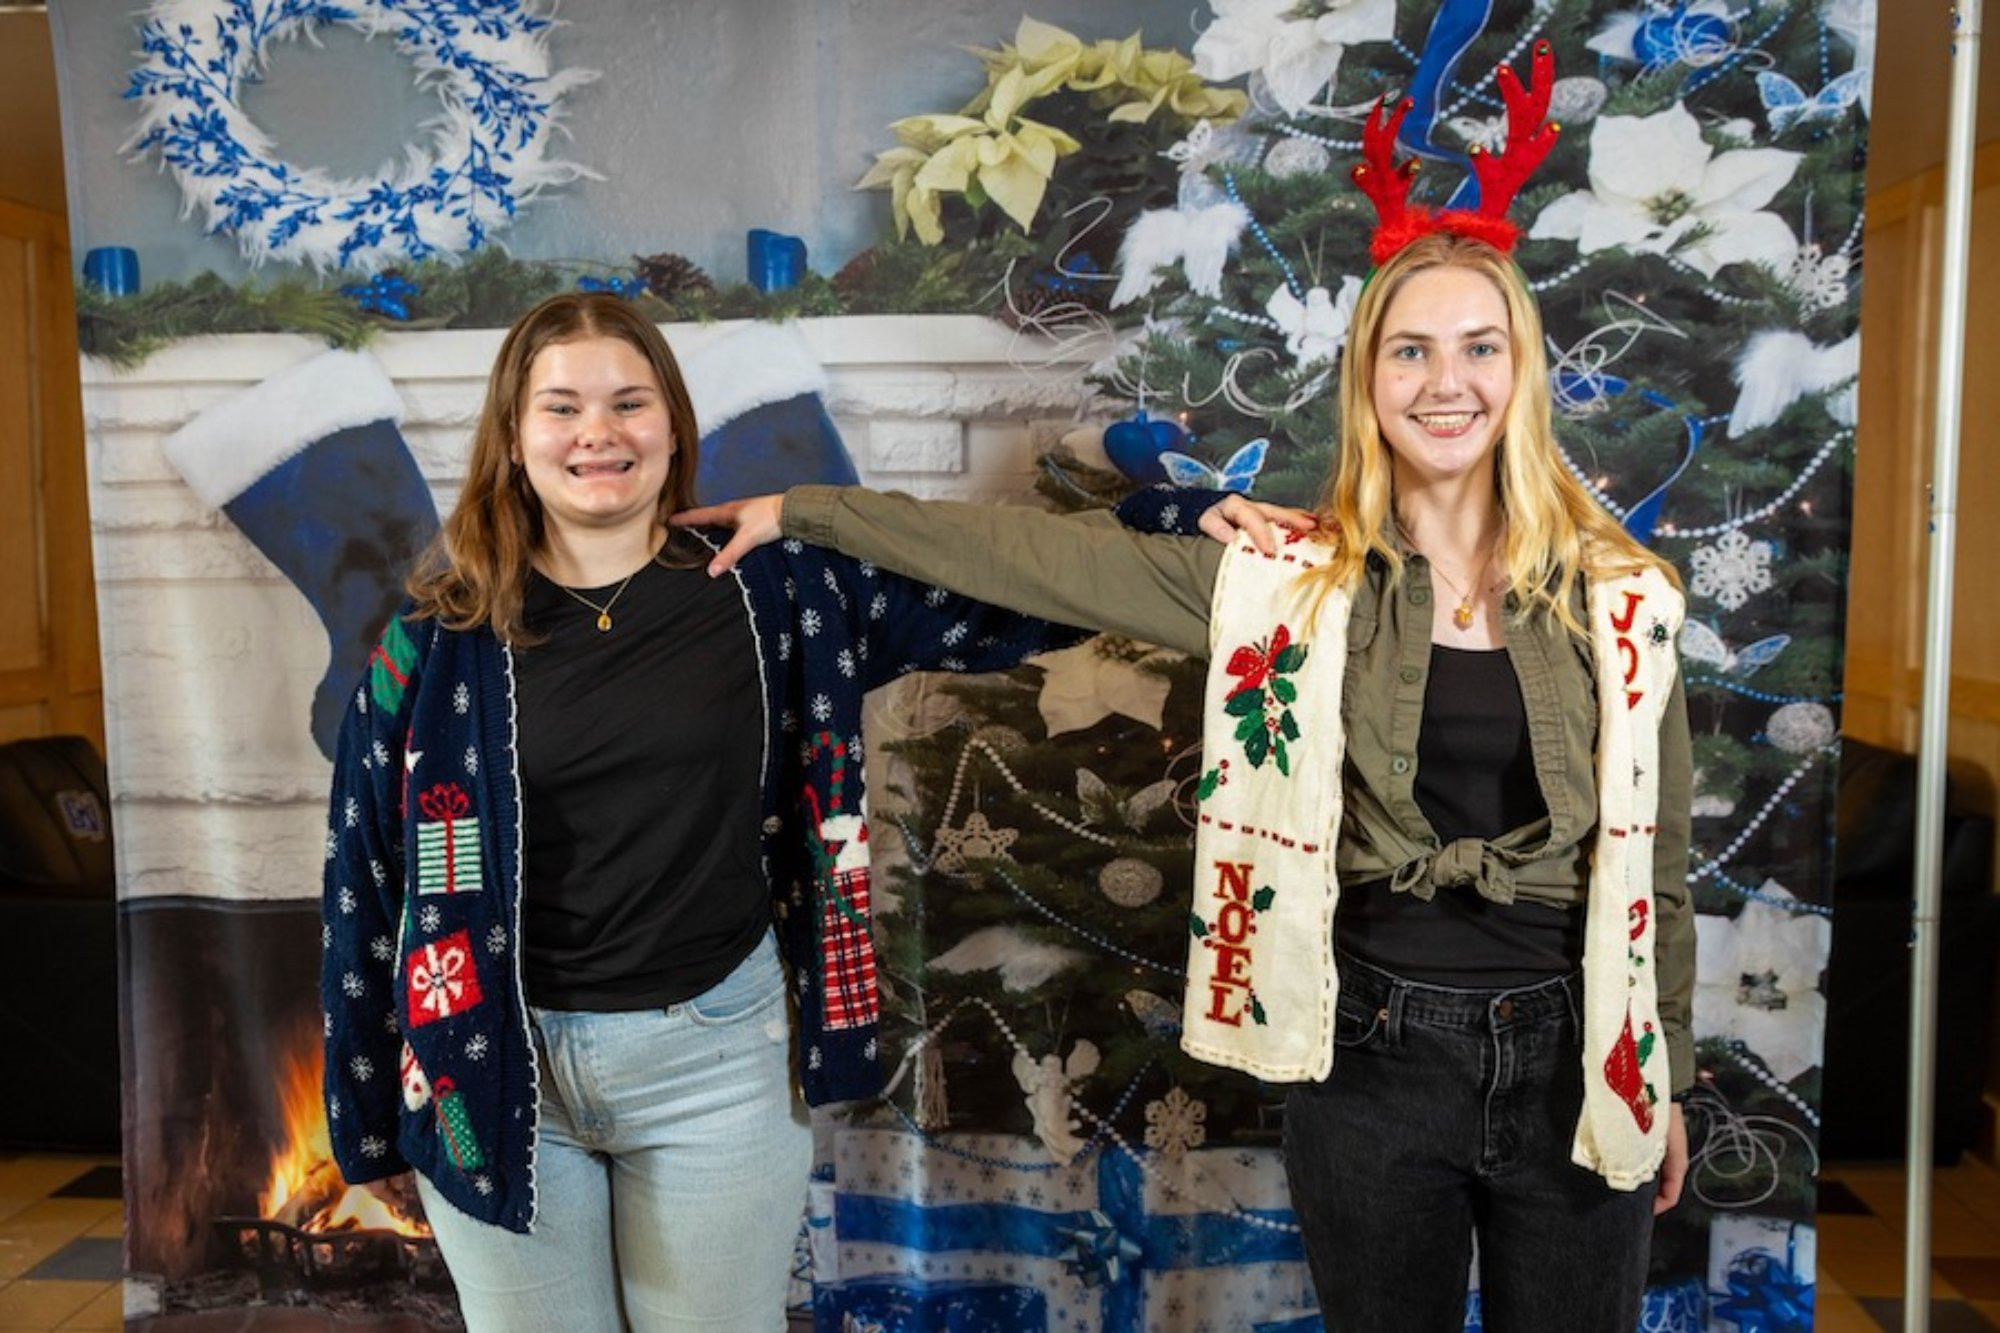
[1337,644,1581,986]
[512,555,768,1010]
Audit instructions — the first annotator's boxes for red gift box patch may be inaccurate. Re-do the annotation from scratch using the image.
[405,930,484,1028]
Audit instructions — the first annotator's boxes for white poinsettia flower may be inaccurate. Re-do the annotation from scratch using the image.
[1193,0,1396,116]
[1692,882,1831,1082]
[1530,104,1801,278]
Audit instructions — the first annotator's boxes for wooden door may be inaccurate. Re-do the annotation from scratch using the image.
[0,197,102,750]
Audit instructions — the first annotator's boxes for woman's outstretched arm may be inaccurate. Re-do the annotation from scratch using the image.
[679,486,1232,657]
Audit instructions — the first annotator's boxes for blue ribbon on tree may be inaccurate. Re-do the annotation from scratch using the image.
[1397,0,1496,209]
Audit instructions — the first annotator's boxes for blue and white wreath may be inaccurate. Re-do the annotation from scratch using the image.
[124,0,598,271]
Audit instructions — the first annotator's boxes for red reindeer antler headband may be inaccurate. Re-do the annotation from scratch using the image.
[1352,40,1561,267]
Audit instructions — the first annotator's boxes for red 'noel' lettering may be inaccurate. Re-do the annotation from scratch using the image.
[1206,982,1249,1026]
[1216,900,1256,944]
[1214,861,1254,902]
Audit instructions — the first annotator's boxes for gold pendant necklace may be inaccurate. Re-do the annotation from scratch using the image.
[1427,547,1497,632]
[554,569,639,632]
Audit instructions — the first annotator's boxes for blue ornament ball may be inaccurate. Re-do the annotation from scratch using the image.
[1101,410,1188,486]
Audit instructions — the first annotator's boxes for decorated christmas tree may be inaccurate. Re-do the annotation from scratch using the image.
[850,0,1862,1312]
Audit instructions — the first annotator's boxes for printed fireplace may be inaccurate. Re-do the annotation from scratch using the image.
[122,898,463,1328]
[215,1035,446,1294]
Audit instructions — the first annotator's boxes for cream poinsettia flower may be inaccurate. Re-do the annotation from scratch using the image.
[970,18,1244,124]
[1193,0,1397,116]
[858,64,1082,245]
[1692,882,1831,1083]
[1530,103,1801,278]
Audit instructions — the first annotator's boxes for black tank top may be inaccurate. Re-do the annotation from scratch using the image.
[1336,644,1582,986]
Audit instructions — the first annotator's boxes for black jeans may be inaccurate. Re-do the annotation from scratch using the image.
[1282,954,1657,1333]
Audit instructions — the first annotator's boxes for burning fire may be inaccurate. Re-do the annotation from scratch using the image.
[261,1035,429,1236]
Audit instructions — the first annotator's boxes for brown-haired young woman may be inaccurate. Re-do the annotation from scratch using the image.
[321,292,1082,1331]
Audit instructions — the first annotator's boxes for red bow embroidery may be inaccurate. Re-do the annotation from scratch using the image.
[1226,625,1292,699]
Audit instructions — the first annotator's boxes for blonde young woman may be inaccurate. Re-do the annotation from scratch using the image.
[684,231,1694,1332]
[320,293,1083,1332]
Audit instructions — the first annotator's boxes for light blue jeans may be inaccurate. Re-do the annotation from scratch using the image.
[416,930,811,1332]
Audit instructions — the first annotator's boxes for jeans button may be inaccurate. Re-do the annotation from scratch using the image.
[1495,998,1515,1021]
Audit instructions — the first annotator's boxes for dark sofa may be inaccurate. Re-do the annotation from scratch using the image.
[0,734,120,1150]
[1820,736,1998,1162]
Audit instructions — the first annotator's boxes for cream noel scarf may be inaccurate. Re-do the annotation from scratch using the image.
[1187,535,1683,1189]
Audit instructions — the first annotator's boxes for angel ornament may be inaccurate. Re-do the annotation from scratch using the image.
[1012,1039,1101,1163]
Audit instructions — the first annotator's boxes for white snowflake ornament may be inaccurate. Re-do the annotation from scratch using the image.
[1143,1085,1209,1160]
[1688,530,1774,610]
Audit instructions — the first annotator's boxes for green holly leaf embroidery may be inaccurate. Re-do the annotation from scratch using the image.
[1252,886,1276,911]
[1274,642,1309,674]
[1272,676,1297,705]
[1188,913,1208,939]
[1637,1030,1656,1065]
[1243,726,1270,768]
[1235,712,1264,745]
[1250,995,1268,1026]
[1196,768,1222,801]
[1273,737,1291,776]
[1278,709,1300,741]
[1225,688,1265,717]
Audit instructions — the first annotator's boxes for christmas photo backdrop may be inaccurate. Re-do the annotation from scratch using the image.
[46,0,1870,1327]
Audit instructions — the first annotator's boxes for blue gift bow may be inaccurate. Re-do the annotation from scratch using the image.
[1058,1207,1145,1286]
[1712,1245,1815,1333]
[577,274,645,299]
[834,1146,1303,1331]
[339,272,419,320]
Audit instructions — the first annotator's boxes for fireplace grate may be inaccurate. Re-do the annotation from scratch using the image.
[216,1216,451,1294]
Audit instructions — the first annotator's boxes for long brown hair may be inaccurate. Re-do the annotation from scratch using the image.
[1308,232,1676,633]
[407,292,702,643]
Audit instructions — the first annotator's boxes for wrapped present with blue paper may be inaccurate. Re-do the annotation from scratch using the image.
[813,1278,1046,1332]
[1708,1215,1816,1333]
[820,1128,1320,1331]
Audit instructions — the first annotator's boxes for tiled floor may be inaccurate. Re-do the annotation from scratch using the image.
[0,1155,122,1332]
[1815,1157,2000,1332]
[2,1152,1997,1330]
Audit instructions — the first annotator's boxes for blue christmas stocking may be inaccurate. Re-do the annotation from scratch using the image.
[680,323,861,503]
[162,350,437,760]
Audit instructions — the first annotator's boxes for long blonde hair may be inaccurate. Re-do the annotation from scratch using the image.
[1308,233,1676,634]
[406,293,702,644]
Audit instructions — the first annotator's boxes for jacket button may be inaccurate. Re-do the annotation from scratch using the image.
[1411,588,1430,606]
[1400,666,1421,684]
[1390,755,1410,775]
[762,816,783,835]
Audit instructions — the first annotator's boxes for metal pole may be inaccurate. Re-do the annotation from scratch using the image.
[1905,3,1982,1329]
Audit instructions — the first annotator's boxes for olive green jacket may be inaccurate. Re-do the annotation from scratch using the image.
[783,485,1695,1097]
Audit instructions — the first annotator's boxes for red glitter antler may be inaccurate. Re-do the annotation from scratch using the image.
[1467,40,1560,228]
[1352,95,1427,266]
[1354,40,1562,266]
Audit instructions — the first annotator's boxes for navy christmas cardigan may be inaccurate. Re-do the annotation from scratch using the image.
[322,531,1082,1232]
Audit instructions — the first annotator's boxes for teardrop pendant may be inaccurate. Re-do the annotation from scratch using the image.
[1452,600,1474,631]
[596,612,612,632]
